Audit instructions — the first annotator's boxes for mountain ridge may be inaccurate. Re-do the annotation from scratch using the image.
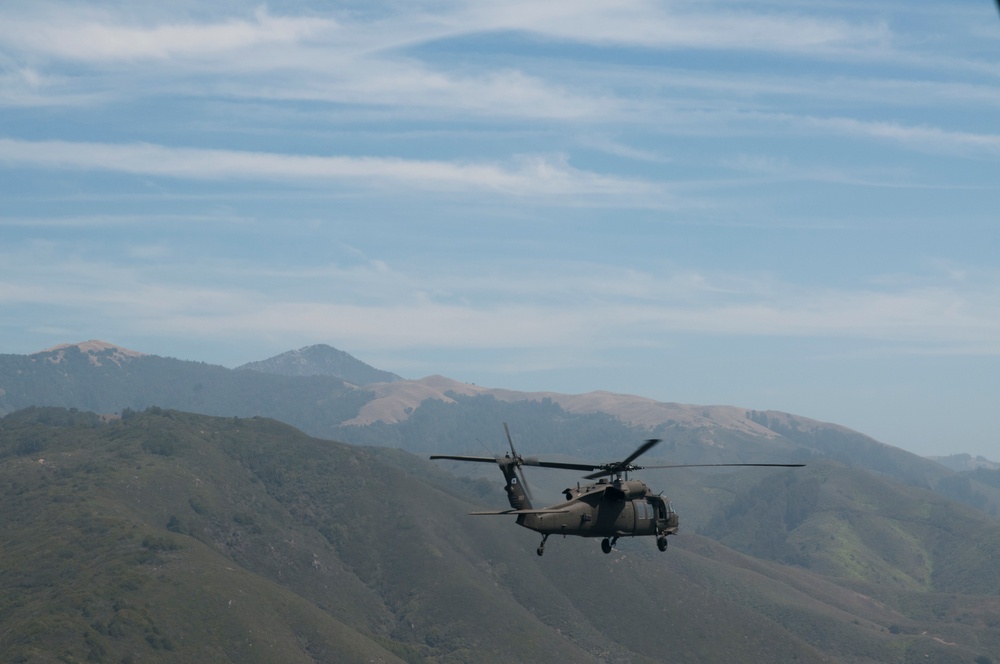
[342,373,779,436]
[3,340,998,522]
[14,340,993,463]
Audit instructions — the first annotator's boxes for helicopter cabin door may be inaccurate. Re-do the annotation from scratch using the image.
[633,499,653,535]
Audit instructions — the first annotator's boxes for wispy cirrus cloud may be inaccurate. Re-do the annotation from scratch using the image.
[812,116,1000,159]
[0,1,987,130]
[0,2,891,63]
[0,1,909,121]
[0,5,621,119]
[11,276,1000,358]
[0,138,659,198]
[0,6,336,62]
[3,236,998,357]
[456,0,892,55]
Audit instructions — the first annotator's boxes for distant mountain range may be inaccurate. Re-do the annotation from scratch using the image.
[2,340,997,514]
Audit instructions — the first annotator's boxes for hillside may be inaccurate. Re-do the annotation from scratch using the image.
[2,407,1000,662]
[2,342,998,522]
[0,407,812,663]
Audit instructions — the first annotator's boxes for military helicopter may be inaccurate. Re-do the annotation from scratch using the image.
[431,424,804,556]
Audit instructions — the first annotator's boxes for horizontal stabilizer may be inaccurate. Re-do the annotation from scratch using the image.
[469,508,569,515]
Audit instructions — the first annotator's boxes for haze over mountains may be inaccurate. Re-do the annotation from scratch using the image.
[2,340,1000,662]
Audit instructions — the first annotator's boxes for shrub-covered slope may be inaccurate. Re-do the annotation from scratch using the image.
[0,408,810,663]
[2,408,999,663]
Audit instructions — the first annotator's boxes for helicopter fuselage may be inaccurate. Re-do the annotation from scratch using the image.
[517,479,678,540]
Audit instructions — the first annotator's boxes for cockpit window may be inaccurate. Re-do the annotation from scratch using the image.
[655,499,673,520]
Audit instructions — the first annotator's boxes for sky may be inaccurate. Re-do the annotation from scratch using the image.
[1,1,999,459]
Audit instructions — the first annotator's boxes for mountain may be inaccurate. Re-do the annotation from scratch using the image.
[930,453,1000,472]
[38,339,146,363]
[237,344,402,385]
[3,407,999,662]
[2,342,999,522]
[331,384,1000,522]
[0,340,372,429]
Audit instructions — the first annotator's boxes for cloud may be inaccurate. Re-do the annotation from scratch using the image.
[232,60,621,120]
[0,212,250,228]
[0,7,335,62]
[193,274,1000,356]
[0,1,914,121]
[719,153,934,190]
[645,287,1000,346]
[0,138,658,198]
[1,2,890,64]
[813,117,1000,159]
[577,136,671,163]
[4,235,998,359]
[458,0,890,55]
[1,0,990,139]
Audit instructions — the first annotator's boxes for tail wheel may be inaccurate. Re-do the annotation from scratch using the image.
[601,538,612,554]
[657,537,668,552]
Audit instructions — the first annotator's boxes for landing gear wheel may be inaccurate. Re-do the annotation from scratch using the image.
[657,537,668,552]
[537,534,549,557]
[601,538,612,554]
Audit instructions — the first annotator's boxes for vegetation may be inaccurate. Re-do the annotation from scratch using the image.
[3,345,1000,661]
[1,407,999,662]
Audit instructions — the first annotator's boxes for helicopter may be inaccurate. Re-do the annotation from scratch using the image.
[431,424,805,556]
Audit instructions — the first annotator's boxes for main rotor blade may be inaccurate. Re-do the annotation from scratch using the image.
[503,422,517,458]
[583,468,618,480]
[582,438,662,479]
[641,463,806,469]
[619,438,661,468]
[520,457,602,473]
[515,466,534,501]
[429,454,499,464]
[502,424,536,500]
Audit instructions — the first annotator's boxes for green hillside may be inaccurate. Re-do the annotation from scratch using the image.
[703,462,1000,660]
[0,407,803,662]
[2,407,999,662]
[705,461,1000,594]
[0,409,402,664]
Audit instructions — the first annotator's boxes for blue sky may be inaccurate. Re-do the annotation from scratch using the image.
[2,1,999,458]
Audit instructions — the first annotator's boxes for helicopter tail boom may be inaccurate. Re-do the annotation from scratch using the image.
[469,508,570,515]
